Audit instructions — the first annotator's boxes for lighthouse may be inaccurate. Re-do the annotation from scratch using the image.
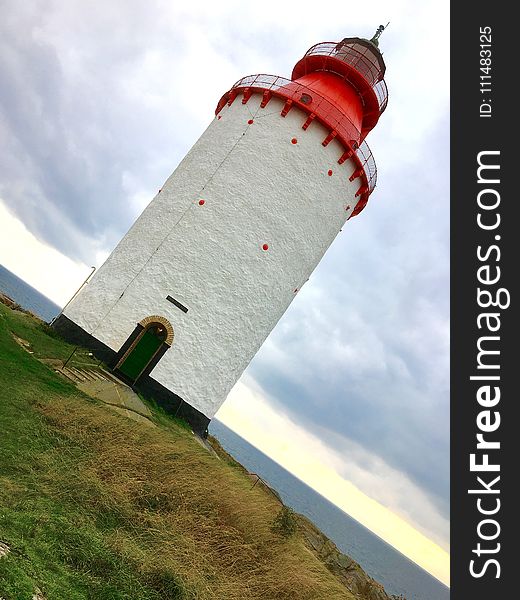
[53,29,389,436]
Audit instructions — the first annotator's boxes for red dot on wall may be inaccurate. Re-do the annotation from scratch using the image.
[199,199,205,205]
[291,138,298,144]
[248,119,254,124]
[262,243,269,251]
[345,205,351,211]
[328,170,333,176]
[217,115,222,120]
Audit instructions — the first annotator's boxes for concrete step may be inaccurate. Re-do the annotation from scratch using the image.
[54,366,154,427]
[61,365,124,385]
[98,367,129,386]
[80,368,108,382]
[67,366,91,382]
[74,367,98,381]
[57,367,83,383]
[67,366,104,383]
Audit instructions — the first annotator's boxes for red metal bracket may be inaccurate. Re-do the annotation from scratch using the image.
[322,130,337,147]
[355,184,369,197]
[242,88,252,104]
[349,167,364,181]
[302,113,316,130]
[338,148,354,164]
[281,99,293,117]
[350,198,368,217]
[227,90,237,106]
[260,90,272,108]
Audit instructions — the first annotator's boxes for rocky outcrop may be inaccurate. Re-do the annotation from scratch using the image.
[297,515,400,600]
[0,292,41,321]
[0,292,19,310]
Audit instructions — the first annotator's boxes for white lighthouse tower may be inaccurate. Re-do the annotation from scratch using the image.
[53,30,389,435]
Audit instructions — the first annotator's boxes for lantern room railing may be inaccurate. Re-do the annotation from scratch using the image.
[216,74,378,198]
[293,42,388,115]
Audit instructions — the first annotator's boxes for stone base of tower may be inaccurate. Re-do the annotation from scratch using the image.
[51,314,211,437]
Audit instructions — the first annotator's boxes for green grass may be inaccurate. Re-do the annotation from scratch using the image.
[0,303,356,600]
[3,307,99,369]
[135,392,192,433]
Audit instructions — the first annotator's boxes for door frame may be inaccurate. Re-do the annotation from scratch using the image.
[113,315,174,384]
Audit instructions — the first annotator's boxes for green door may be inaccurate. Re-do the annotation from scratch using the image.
[118,326,166,381]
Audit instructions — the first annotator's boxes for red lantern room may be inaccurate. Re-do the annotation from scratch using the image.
[291,35,388,141]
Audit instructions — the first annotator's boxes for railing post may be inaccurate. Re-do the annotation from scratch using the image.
[63,346,78,368]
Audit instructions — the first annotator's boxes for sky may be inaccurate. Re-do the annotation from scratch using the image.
[0,0,450,587]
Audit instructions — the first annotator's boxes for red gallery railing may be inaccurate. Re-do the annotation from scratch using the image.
[216,74,378,202]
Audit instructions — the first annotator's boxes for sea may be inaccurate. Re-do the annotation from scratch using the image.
[0,263,449,600]
[0,265,61,322]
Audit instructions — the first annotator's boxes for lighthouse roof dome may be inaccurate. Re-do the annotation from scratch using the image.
[333,37,386,81]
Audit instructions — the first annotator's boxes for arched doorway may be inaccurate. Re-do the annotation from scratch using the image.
[115,316,174,383]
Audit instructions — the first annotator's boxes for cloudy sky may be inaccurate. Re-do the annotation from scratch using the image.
[0,0,450,586]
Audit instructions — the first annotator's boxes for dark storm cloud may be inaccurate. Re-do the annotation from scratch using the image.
[0,3,295,263]
[0,4,194,261]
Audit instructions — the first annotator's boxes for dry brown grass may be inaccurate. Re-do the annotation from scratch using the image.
[1,303,356,598]
[32,391,354,600]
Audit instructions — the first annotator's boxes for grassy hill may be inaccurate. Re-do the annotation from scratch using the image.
[0,300,394,600]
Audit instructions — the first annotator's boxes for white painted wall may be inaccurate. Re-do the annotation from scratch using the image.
[65,94,364,418]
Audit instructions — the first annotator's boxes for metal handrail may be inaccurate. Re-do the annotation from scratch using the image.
[249,473,283,504]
